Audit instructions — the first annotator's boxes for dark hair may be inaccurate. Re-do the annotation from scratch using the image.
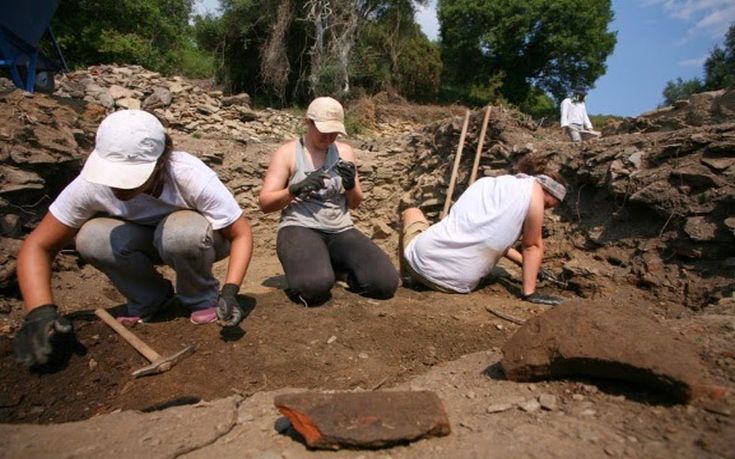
[515,157,565,186]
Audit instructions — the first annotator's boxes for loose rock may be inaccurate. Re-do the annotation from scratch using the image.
[274,391,451,450]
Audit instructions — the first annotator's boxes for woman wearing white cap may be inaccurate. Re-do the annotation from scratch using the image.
[13,110,253,367]
[399,159,566,305]
[259,96,399,306]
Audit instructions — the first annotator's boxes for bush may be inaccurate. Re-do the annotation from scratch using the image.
[171,44,216,79]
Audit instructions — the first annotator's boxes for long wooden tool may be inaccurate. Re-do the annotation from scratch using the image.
[441,110,471,218]
[469,106,491,185]
[95,308,195,377]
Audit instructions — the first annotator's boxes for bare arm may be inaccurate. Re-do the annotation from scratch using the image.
[259,140,297,213]
[218,214,253,287]
[504,247,523,267]
[17,213,79,312]
[336,141,363,209]
[520,183,545,296]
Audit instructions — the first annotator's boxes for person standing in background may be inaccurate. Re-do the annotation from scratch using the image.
[560,86,594,143]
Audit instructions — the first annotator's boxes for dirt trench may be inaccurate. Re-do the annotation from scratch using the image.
[0,78,734,457]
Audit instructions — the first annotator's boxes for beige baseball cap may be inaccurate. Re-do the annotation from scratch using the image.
[80,110,166,189]
[306,96,347,135]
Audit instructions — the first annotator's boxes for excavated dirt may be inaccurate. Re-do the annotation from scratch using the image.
[0,71,734,457]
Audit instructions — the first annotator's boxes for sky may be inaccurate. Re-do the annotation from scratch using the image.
[194,0,735,117]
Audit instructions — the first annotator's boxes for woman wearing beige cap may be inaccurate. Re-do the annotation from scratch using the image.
[259,96,399,306]
[399,159,565,305]
[12,110,253,367]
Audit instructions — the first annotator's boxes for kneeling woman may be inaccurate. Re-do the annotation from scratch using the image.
[259,97,398,306]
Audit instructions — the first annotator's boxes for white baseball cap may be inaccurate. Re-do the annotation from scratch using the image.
[80,110,166,189]
[306,96,347,135]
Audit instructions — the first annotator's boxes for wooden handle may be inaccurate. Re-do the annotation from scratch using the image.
[442,110,471,218]
[95,308,161,363]
[469,106,491,185]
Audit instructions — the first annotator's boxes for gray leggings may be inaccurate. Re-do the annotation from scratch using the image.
[75,210,229,316]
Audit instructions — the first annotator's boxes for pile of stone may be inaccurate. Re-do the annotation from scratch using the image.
[54,65,303,142]
[604,88,735,134]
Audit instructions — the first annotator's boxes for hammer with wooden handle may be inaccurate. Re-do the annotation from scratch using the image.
[94,308,195,377]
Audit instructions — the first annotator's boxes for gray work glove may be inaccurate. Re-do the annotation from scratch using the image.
[334,159,356,190]
[12,304,73,367]
[216,283,244,327]
[522,292,563,306]
[288,170,329,197]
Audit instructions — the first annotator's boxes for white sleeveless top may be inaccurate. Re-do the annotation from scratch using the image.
[404,175,534,293]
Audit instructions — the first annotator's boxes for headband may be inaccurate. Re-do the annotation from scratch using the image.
[535,174,566,202]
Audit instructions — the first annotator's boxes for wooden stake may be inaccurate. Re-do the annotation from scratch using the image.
[441,110,470,218]
[469,106,491,185]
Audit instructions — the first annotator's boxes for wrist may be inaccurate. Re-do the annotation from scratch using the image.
[24,304,60,324]
[27,304,58,316]
[221,283,239,297]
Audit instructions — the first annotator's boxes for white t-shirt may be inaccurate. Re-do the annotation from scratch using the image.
[50,151,242,230]
[404,175,534,293]
[560,98,592,129]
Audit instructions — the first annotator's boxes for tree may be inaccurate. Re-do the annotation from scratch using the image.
[204,0,435,104]
[352,1,441,101]
[661,22,734,106]
[52,0,199,74]
[437,0,616,106]
[703,23,735,90]
[661,77,704,106]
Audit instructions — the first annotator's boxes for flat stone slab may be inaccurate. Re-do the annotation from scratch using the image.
[501,302,705,402]
[274,390,451,449]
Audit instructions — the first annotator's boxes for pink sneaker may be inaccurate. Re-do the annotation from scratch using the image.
[116,315,142,325]
[190,306,217,325]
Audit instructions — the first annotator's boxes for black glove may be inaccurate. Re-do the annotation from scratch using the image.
[522,292,563,306]
[216,283,244,327]
[12,304,73,367]
[288,170,329,197]
[334,159,356,190]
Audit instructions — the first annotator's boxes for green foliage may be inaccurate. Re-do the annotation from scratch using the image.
[394,33,443,101]
[518,86,557,119]
[353,11,442,102]
[589,113,623,126]
[200,0,303,103]
[170,43,217,79]
[466,72,505,105]
[97,30,152,64]
[352,2,441,101]
[52,0,214,78]
[661,77,704,106]
[204,0,439,105]
[312,62,346,97]
[703,24,735,90]
[438,0,616,105]
[662,22,734,105]
[343,112,367,135]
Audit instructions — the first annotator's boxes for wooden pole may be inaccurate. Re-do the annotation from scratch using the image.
[441,110,471,218]
[95,308,161,363]
[469,106,491,185]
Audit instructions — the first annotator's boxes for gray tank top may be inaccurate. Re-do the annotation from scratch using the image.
[278,138,353,232]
